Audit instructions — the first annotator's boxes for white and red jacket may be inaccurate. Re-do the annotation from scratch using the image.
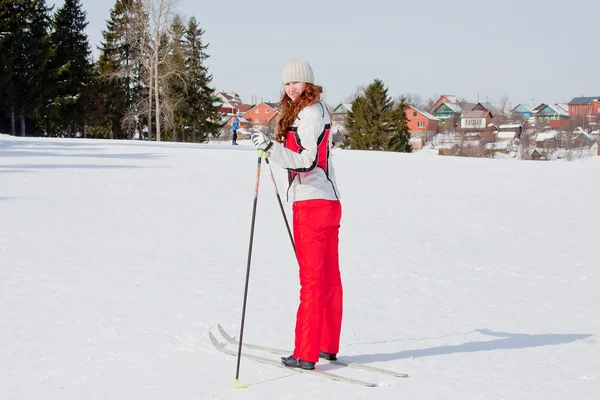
[268,101,340,202]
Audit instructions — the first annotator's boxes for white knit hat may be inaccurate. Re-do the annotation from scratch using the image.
[281,59,315,84]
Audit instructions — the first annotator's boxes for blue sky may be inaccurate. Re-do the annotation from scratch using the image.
[50,0,599,107]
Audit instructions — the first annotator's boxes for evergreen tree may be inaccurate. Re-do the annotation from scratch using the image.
[25,0,54,136]
[97,0,137,139]
[183,17,219,143]
[0,0,28,135]
[343,79,411,152]
[168,14,187,142]
[49,0,94,137]
[0,0,53,136]
[0,4,7,121]
[80,62,105,138]
[387,96,411,152]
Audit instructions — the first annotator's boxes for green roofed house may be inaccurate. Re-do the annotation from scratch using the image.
[331,103,353,126]
[533,103,569,128]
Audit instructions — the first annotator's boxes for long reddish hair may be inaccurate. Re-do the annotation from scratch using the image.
[276,83,323,143]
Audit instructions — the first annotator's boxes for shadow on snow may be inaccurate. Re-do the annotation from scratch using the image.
[0,149,163,160]
[341,329,592,364]
[0,164,144,171]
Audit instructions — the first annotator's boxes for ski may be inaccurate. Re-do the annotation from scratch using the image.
[209,331,378,387]
[217,324,408,378]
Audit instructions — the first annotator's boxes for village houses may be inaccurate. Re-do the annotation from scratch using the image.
[213,89,599,159]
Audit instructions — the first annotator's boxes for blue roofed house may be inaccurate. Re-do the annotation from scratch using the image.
[572,129,596,147]
[511,104,533,118]
[568,96,600,126]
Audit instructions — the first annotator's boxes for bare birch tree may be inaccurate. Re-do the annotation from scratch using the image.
[519,131,533,160]
[494,94,511,124]
[123,0,183,141]
[401,93,424,109]
[148,0,180,141]
[120,0,153,140]
[424,94,440,113]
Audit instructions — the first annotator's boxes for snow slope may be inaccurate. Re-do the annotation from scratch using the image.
[1,135,598,399]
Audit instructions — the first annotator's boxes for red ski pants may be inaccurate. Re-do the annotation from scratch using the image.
[292,199,343,363]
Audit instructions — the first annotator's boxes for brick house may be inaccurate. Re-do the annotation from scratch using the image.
[568,96,600,125]
[242,102,280,133]
[407,106,439,133]
[406,106,439,147]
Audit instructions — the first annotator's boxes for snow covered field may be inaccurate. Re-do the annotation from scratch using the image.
[1,134,599,399]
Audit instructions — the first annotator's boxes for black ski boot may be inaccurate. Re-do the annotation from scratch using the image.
[281,355,315,370]
[319,351,337,361]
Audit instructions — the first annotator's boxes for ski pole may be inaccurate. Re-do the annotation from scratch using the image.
[235,156,262,389]
[264,158,297,258]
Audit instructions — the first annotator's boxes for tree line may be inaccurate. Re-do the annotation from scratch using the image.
[0,0,220,142]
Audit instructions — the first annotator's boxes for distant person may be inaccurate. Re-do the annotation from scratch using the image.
[232,116,239,145]
[250,59,342,371]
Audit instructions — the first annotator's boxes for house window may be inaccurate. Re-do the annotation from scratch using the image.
[266,109,269,113]
[255,118,259,123]
[417,121,425,128]
[255,109,259,113]
[413,111,417,117]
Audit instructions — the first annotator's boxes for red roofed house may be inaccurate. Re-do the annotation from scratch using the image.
[242,102,280,126]
[214,90,252,115]
[431,95,460,111]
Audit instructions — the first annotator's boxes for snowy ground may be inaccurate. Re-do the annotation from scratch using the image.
[1,134,599,399]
